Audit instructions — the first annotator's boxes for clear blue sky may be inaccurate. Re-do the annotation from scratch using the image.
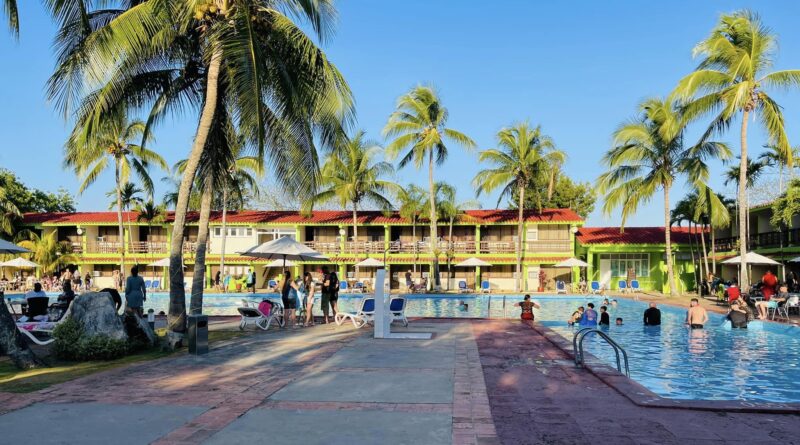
[2,1,799,226]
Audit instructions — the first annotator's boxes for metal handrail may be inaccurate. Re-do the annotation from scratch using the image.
[573,328,630,377]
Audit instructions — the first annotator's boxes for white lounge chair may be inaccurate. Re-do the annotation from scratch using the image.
[458,281,472,293]
[335,297,375,328]
[16,300,75,346]
[556,280,567,294]
[237,300,284,330]
[389,297,409,327]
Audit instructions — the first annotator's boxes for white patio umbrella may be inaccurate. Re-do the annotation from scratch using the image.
[0,257,39,268]
[266,258,295,268]
[721,252,780,265]
[554,257,589,268]
[354,258,384,267]
[0,238,28,254]
[455,257,492,267]
[788,256,800,263]
[240,236,328,269]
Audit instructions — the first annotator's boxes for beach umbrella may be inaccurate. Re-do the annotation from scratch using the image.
[0,257,39,268]
[240,236,328,269]
[266,259,295,268]
[721,252,780,265]
[0,239,28,254]
[788,257,800,263]
[455,257,492,267]
[354,258,384,267]
[148,258,174,267]
[554,257,589,268]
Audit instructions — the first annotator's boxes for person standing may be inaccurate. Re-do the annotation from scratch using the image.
[303,272,316,326]
[246,268,256,294]
[643,302,661,326]
[124,265,146,317]
[685,298,709,329]
[320,266,332,323]
[405,269,413,293]
[328,269,340,316]
[214,270,221,291]
[727,300,749,329]
[599,305,610,326]
[280,271,297,329]
[579,303,598,327]
[514,294,541,321]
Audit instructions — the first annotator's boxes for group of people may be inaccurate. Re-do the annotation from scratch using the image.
[567,299,623,327]
[270,266,341,329]
[213,269,258,293]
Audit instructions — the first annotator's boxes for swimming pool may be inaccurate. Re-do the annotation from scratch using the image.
[7,292,799,403]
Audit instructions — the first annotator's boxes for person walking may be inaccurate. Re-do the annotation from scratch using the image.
[124,265,146,317]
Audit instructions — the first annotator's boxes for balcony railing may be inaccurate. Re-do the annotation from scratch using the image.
[713,228,800,252]
[304,241,341,254]
[129,241,169,254]
[480,241,516,254]
[73,241,199,255]
[526,240,572,252]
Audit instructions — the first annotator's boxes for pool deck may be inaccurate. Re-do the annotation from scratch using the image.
[1,319,799,444]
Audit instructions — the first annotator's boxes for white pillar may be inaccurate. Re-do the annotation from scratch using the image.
[373,268,390,338]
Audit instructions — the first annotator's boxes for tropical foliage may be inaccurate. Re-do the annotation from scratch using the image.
[395,184,427,272]
[384,85,476,289]
[0,169,75,235]
[672,9,800,288]
[16,231,78,275]
[597,97,730,296]
[473,122,565,292]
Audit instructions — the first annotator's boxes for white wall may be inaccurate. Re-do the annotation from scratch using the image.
[208,227,259,254]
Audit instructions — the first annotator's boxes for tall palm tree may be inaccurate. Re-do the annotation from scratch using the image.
[384,85,476,289]
[396,184,426,273]
[17,231,78,275]
[671,194,702,290]
[473,122,565,292]
[0,179,20,236]
[759,144,800,192]
[50,0,353,342]
[108,182,144,250]
[65,111,167,276]
[724,156,768,244]
[136,200,166,255]
[304,131,396,259]
[597,97,730,296]
[672,10,800,288]
[437,182,479,290]
[694,184,732,276]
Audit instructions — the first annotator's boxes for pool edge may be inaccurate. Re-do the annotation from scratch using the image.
[525,321,800,414]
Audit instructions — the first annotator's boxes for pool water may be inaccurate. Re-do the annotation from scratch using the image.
[8,292,799,403]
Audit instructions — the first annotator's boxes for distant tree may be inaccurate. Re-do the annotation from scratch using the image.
[510,175,595,218]
[16,231,78,275]
[396,184,427,273]
[771,179,800,228]
[0,169,76,235]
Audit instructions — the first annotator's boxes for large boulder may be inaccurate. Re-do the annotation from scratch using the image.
[67,292,127,341]
[124,313,157,347]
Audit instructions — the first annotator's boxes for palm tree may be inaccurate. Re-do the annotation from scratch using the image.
[50,1,353,342]
[396,185,427,273]
[65,111,167,276]
[694,184,732,276]
[473,122,565,292]
[597,97,730,296]
[437,182,479,290]
[136,199,166,263]
[304,131,396,259]
[17,231,78,275]
[759,144,800,192]
[672,10,800,289]
[0,179,20,236]
[108,182,144,250]
[671,194,702,290]
[384,86,476,289]
[2,0,17,37]
[724,156,769,243]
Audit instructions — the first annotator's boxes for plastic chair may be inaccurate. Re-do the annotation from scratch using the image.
[144,280,152,289]
[618,280,627,293]
[481,281,490,293]
[630,280,640,292]
[590,281,601,294]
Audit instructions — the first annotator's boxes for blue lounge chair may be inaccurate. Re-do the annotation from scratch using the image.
[389,297,408,326]
[144,280,152,289]
[152,280,160,290]
[481,280,490,293]
[458,280,470,293]
[268,279,277,290]
[618,280,627,293]
[630,280,640,293]
[353,281,365,293]
[590,281,601,294]
[556,280,567,294]
[340,281,349,292]
[334,297,375,328]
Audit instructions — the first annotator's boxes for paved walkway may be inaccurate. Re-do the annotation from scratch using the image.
[473,319,800,445]
[0,321,496,445]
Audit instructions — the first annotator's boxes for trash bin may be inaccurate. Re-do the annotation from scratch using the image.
[188,314,208,355]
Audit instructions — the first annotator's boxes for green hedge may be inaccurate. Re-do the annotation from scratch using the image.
[52,319,130,361]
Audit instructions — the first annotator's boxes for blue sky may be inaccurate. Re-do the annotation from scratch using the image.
[1,1,799,226]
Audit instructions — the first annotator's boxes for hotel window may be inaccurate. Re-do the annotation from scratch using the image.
[212,227,255,238]
[606,253,650,277]
[526,226,538,241]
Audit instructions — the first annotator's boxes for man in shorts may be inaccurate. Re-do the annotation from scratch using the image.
[686,298,709,329]
[405,270,413,292]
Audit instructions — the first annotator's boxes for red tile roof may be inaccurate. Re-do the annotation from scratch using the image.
[22,208,583,225]
[576,227,700,245]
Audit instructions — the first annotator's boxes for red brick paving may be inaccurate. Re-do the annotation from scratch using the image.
[473,319,800,445]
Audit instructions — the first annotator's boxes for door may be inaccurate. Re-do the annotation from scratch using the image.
[599,259,612,288]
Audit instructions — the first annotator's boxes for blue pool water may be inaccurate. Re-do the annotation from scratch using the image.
[7,292,799,403]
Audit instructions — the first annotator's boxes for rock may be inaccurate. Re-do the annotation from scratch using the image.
[124,313,157,347]
[67,292,127,341]
[0,292,43,369]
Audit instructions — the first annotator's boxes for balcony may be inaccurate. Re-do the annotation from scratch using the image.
[480,241,516,254]
[129,241,169,254]
[526,240,572,252]
[713,228,800,252]
[304,241,341,254]
[72,241,200,255]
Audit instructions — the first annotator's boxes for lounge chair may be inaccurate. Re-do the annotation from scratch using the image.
[618,280,627,293]
[556,280,567,294]
[590,281,601,294]
[340,281,350,293]
[152,280,160,290]
[335,297,375,328]
[481,280,490,293]
[267,279,278,291]
[237,300,283,330]
[630,280,640,293]
[16,300,75,346]
[145,280,152,289]
[353,282,365,293]
[458,280,471,293]
[389,297,409,327]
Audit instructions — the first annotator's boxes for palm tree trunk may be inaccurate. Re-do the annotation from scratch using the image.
[427,151,440,290]
[447,216,454,291]
[219,183,228,279]
[687,221,698,292]
[167,46,223,340]
[352,202,359,278]
[115,161,125,278]
[664,186,677,296]
[516,184,525,292]
[412,220,417,274]
[190,178,212,314]
[711,223,717,275]
[700,222,710,286]
[738,109,750,289]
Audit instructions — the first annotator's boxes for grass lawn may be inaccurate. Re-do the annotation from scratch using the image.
[0,329,253,394]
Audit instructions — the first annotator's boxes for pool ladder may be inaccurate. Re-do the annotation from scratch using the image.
[573,328,630,377]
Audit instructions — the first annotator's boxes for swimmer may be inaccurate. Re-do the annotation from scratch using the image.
[458,300,469,311]
[568,306,584,326]
[615,317,623,325]
[685,298,708,329]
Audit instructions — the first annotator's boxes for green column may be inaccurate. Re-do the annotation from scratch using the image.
[475,225,481,254]
[295,225,303,242]
[476,266,481,288]
[384,224,390,251]
[205,263,211,289]
[338,263,347,282]
[338,224,346,253]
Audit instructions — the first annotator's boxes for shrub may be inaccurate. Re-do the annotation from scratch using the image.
[52,318,129,361]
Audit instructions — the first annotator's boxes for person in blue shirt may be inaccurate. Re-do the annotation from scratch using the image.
[579,302,598,327]
[124,265,146,317]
